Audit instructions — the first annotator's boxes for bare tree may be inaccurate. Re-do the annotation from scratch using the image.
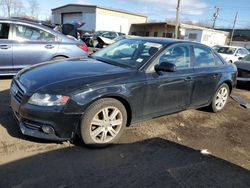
[28,0,39,18]
[12,0,24,17]
[0,0,25,18]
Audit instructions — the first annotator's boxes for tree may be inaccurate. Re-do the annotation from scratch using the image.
[28,0,39,18]
[0,0,25,18]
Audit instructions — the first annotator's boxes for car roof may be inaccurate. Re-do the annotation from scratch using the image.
[216,45,245,49]
[127,37,202,46]
[0,18,55,29]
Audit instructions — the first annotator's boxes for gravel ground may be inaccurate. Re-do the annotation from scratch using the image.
[0,78,250,187]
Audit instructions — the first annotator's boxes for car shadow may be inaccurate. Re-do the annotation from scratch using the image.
[0,138,250,187]
[237,82,250,91]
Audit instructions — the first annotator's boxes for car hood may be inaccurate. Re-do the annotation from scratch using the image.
[235,61,250,71]
[218,53,232,59]
[16,58,132,93]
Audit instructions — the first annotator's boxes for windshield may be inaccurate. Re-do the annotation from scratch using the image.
[217,47,236,55]
[243,54,250,61]
[92,39,163,69]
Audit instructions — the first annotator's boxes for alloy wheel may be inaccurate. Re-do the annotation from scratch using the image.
[215,86,228,111]
[90,106,123,143]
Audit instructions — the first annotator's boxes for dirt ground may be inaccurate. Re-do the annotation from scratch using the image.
[0,78,250,187]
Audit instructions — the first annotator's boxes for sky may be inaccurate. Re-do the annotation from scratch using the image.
[5,0,250,28]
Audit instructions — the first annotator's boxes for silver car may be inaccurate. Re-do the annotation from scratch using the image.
[0,18,88,75]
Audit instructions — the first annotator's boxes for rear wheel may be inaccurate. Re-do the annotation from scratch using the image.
[80,98,127,147]
[211,83,230,112]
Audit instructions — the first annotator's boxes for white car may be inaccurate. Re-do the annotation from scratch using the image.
[213,45,249,63]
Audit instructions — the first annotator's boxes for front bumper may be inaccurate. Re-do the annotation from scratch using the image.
[10,83,82,141]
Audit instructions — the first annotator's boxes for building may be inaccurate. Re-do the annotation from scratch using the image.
[218,29,250,49]
[129,22,175,38]
[51,4,147,34]
[130,22,229,46]
[181,24,229,47]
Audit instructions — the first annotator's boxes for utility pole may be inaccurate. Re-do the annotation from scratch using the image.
[230,12,238,45]
[212,6,220,29]
[175,0,181,39]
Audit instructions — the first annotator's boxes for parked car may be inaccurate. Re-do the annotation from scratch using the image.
[10,38,237,146]
[82,31,125,47]
[213,45,249,63]
[0,18,88,75]
[235,54,250,83]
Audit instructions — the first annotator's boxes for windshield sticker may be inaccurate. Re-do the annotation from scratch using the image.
[145,42,162,48]
[136,58,143,63]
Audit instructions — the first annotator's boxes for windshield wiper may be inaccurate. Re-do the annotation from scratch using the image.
[91,56,132,69]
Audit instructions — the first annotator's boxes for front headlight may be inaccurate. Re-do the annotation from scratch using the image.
[28,93,70,107]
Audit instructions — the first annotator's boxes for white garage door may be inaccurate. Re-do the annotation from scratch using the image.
[62,13,82,24]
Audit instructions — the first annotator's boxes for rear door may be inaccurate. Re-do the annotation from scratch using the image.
[12,23,59,71]
[190,44,222,107]
[0,22,13,73]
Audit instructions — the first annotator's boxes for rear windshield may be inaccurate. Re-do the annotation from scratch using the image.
[217,47,236,55]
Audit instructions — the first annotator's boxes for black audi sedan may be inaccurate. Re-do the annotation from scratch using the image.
[10,38,237,146]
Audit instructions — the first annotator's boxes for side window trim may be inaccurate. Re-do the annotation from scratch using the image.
[146,43,194,72]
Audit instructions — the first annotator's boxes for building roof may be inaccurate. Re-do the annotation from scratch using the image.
[51,4,147,18]
[131,22,229,34]
[218,28,250,41]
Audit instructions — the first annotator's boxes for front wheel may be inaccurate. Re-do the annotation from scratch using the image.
[211,84,230,112]
[80,98,127,147]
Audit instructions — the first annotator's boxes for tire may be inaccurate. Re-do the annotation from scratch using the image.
[80,98,127,147]
[52,56,66,61]
[211,83,230,112]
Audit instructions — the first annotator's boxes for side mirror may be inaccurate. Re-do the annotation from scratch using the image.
[155,62,176,73]
[238,57,243,60]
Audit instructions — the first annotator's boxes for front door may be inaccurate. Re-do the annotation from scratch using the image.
[12,23,59,72]
[143,44,194,117]
[0,22,13,73]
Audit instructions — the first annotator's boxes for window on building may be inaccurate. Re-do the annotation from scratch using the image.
[166,33,173,38]
[162,33,166,37]
[145,32,149,36]
[188,33,197,41]
[154,32,158,37]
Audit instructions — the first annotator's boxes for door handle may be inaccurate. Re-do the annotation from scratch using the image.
[185,77,193,81]
[0,45,11,49]
[45,45,55,49]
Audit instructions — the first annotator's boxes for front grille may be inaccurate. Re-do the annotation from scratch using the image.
[238,70,250,78]
[11,80,26,103]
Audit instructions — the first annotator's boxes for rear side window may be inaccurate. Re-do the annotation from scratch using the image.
[194,46,215,67]
[0,23,10,39]
[14,24,56,42]
[214,54,224,65]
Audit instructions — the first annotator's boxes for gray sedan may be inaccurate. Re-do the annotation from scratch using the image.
[0,18,88,75]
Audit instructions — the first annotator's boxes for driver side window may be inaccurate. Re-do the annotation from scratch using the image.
[159,45,191,69]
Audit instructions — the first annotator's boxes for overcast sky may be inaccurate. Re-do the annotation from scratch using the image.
[4,0,250,28]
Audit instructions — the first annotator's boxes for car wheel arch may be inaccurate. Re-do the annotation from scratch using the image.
[78,94,132,128]
[51,55,68,60]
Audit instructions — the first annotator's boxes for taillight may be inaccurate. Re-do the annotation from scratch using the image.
[78,44,88,52]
